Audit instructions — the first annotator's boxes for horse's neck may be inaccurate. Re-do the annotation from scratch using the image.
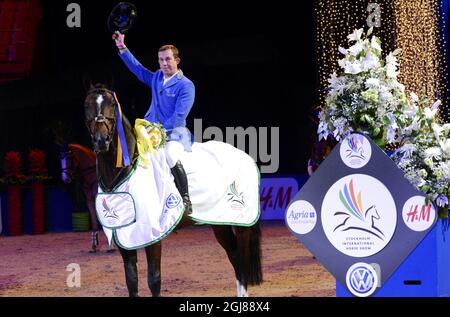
[71,144,98,188]
[71,145,95,169]
[96,118,137,192]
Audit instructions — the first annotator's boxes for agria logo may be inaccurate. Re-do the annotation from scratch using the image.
[322,174,397,257]
[346,262,379,297]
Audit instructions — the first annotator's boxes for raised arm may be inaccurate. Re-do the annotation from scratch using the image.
[112,32,155,86]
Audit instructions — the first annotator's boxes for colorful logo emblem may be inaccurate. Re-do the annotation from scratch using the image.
[165,193,181,209]
[101,198,120,220]
[402,196,436,232]
[340,134,372,169]
[322,174,397,257]
[286,200,317,234]
[346,262,379,297]
[227,181,245,211]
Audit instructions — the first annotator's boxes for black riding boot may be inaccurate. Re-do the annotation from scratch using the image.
[171,161,192,214]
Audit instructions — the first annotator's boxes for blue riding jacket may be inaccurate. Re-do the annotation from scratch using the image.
[119,49,195,135]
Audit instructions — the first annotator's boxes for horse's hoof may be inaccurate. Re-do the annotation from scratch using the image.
[106,248,116,253]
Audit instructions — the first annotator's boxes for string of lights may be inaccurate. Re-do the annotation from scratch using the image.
[314,0,449,122]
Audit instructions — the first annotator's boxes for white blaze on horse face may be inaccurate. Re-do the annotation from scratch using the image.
[96,95,104,116]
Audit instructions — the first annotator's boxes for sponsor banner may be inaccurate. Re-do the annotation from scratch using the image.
[286,133,438,297]
[260,177,299,220]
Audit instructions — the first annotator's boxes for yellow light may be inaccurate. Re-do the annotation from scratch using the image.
[315,0,448,122]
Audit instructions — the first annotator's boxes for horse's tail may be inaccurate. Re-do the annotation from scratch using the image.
[238,221,263,286]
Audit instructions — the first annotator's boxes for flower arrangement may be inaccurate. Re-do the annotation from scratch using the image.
[27,149,52,182]
[390,94,449,217]
[318,27,449,218]
[318,27,408,147]
[146,122,167,150]
[0,151,27,185]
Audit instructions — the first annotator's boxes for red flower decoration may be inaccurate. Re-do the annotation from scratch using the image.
[28,149,47,175]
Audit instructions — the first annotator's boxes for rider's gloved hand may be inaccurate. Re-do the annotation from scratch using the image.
[112,31,126,51]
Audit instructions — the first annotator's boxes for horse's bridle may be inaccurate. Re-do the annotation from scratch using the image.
[60,149,76,180]
[85,87,118,145]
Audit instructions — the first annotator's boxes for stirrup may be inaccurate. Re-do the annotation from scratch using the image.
[183,198,192,215]
[183,196,192,215]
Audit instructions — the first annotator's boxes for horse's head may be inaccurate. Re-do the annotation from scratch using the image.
[84,85,117,153]
[59,144,76,184]
[365,205,380,220]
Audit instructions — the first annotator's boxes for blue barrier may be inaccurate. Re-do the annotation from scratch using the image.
[1,174,311,235]
[46,187,73,232]
[0,186,74,235]
[337,220,450,297]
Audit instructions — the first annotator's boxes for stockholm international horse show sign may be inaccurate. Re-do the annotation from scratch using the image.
[285,133,437,297]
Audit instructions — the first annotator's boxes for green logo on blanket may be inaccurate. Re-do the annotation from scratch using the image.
[165,193,181,209]
[227,181,245,211]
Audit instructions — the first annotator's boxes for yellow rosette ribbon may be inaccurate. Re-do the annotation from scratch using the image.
[134,119,167,167]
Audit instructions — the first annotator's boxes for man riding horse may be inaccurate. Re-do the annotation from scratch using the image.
[113,32,194,215]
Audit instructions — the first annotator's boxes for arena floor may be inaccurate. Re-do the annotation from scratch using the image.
[0,220,335,297]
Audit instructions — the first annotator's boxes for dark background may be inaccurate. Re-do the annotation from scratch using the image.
[0,0,318,180]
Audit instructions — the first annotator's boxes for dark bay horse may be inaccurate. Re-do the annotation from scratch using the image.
[59,143,113,252]
[84,84,262,296]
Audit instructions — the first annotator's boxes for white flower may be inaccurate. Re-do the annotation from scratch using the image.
[402,104,418,118]
[347,28,364,42]
[397,143,416,159]
[436,195,448,207]
[386,63,398,78]
[424,147,441,160]
[432,123,443,141]
[424,107,438,120]
[386,126,397,143]
[348,42,365,56]
[365,78,380,87]
[338,47,348,55]
[410,92,419,103]
[439,138,450,156]
[370,36,382,52]
[431,100,441,110]
[341,60,363,74]
[360,52,380,70]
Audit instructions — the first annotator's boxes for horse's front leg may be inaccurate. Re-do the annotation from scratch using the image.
[118,246,139,297]
[145,242,162,297]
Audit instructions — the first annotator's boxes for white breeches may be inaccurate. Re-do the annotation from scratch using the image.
[164,140,185,168]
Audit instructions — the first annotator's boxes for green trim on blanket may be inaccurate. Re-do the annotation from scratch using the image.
[112,205,186,251]
[98,158,139,193]
[111,159,139,192]
[95,191,137,229]
[188,162,261,227]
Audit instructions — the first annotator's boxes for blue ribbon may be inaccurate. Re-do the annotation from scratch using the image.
[114,92,130,167]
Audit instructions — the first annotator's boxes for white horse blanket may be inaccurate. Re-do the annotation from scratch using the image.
[96,141,260,250]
